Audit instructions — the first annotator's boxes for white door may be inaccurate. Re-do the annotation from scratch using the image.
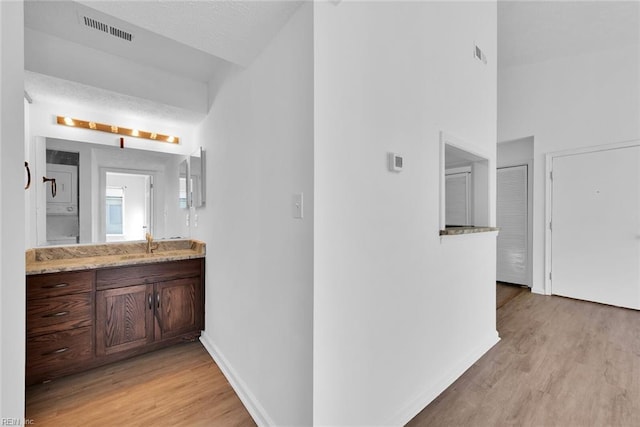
[497,165,528,285]
[552,146,640,309]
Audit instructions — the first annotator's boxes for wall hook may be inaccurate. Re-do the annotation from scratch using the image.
[43,176,57,198]
[25,161,31,190]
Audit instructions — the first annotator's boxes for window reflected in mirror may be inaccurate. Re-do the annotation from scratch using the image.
[105,188,124,235]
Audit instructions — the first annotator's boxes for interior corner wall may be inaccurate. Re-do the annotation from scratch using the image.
[194,3,313,426]
[0,0,26,418]
[498,44,640,293]
[313,2,498,425]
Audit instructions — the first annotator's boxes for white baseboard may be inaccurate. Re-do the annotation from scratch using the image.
[531,286,547,295]
[390,330,501,426]
[200,332,275,427]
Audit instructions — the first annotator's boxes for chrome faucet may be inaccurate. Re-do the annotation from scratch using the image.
[145,232,158,254]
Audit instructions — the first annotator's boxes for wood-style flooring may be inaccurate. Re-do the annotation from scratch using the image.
[496,281,528,309]
[26,342,255,427]
[409,287,640,426]
[27,286,640,426]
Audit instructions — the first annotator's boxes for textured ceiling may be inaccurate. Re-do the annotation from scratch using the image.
[78,0,303,67]
[499,1,640,69]
[25,71,206,127]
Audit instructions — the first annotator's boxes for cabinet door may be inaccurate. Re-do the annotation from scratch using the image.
[96,284,153,356]
[154,277,202,340]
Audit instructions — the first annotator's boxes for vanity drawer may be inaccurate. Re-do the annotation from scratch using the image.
[26,326,93,377]
[96,259,201,290]
[27,293,92,337]
[27,270,94,300]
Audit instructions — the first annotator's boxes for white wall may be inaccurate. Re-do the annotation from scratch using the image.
[498,44,640,293]
[194,3,313,426]
[0,0,26,418]
[313,2,498,425]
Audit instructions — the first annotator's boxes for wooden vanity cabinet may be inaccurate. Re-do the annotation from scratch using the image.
[26,258,204,385]
[95,259,204,358]
[96,284,154,356]
[26,270,95,385]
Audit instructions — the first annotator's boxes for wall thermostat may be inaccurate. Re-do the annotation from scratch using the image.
[388,153,404,172]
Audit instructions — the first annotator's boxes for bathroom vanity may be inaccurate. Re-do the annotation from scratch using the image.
[25,240,205,385]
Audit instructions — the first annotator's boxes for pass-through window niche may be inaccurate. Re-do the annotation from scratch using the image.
[440,132,490,231]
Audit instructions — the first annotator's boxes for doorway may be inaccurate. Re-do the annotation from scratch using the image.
[550,145,640,309]
[496,165,528,285]
[103,171,153,242]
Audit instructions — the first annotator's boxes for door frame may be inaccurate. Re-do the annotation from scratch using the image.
[99,167,156,242]
[544,139,640,296]
[445,166,472,226]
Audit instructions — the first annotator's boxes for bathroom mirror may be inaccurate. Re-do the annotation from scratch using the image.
[35,137,191,246]
[189,147,206,208]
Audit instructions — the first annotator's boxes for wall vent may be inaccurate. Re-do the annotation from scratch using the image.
[80,14,134,42]
[83,16,108,33]
[109,26,133,42]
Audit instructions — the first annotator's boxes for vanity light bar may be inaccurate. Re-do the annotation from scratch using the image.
[56,116,179,144]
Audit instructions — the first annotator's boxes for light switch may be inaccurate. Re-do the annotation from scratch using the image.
[292,193,303,219]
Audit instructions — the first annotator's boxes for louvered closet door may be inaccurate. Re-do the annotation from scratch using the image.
[497,165,528,285]
[445,172,470,226]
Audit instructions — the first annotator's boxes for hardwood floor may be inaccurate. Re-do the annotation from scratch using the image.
[408,290,640,426]
[496,281,528,309]
[28,289,640,426]
[26,342,256,427]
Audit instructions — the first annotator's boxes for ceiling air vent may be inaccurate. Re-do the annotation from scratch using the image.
[83,16,108,33]
[109,26,132,42]
[80,14,134,42]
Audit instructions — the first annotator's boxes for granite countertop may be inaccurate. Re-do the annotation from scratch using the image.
[26,239,206,275]
[439,226,499,236]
